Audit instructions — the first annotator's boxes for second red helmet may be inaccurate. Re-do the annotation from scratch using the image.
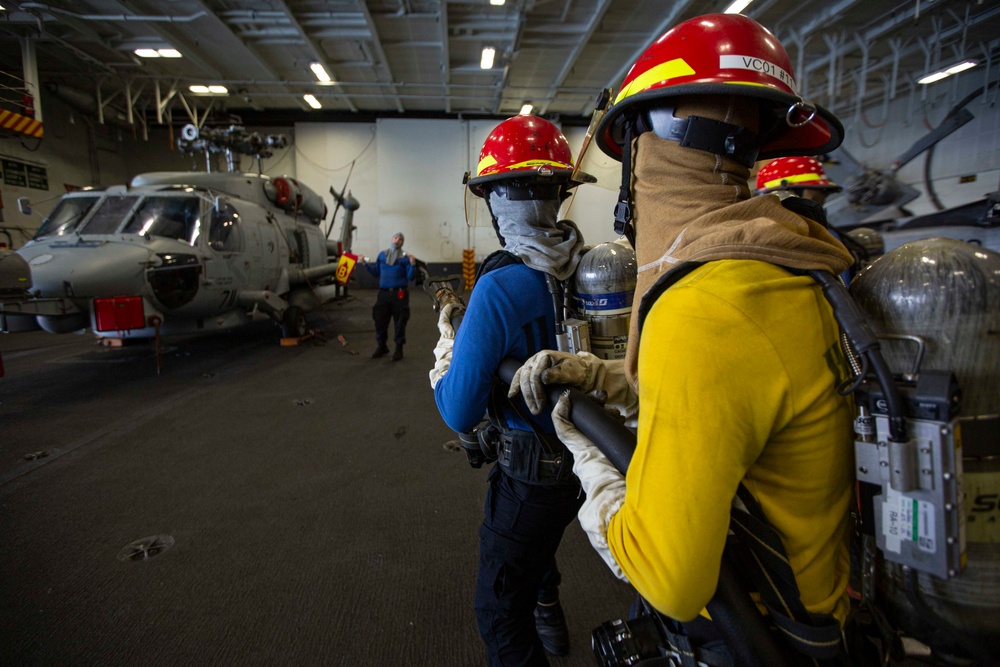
[465,116,591,198]
[755,156,842,195]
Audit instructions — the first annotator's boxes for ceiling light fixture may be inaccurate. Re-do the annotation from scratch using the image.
[189,85,228,95]
[135,48,182,58]
[917,60,977,85]
[481,47,495,70]
[490,0,506,5]
[723,0,754,14]
[309,62,333,84]
[519,103,533,115]
[303,94,322,109]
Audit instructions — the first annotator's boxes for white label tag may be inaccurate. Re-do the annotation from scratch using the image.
[719,55,797,92]
[883,488,936,554]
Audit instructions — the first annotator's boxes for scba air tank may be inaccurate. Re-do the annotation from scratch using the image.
[850,238,1000,662]
[570,241,637,360]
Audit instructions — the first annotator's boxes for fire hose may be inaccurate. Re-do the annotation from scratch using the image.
[427,278,789,666]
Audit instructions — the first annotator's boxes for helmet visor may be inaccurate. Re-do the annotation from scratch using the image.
[464,185,494,229]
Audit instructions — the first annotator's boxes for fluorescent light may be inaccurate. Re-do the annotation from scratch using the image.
[724,0,754,13]
[918,60,977,85]
[309,62,332,83]
[135,48,182,58]
[519,103,533,115]
[490,0,506,5]
[481,47,495,70]
[946,61,977,75]
[303,94,322,110]
[189,85,228,95]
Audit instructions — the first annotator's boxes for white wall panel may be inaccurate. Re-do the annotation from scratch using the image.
[375,118,468,265]
[294,122,378,254]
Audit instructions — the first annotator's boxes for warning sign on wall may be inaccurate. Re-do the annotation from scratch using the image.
[1,158,48,190]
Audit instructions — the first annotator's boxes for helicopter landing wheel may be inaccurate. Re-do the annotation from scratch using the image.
[281,306,308,339]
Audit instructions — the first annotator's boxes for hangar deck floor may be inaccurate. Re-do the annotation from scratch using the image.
[0,290,634,666]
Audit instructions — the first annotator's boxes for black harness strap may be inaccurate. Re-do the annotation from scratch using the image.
[476,249,523,280]
[636,261,706,334]
[731,486,846,663]
[478,251,572,477]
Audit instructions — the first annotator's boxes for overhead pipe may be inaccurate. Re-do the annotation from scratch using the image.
[19,4,206,22]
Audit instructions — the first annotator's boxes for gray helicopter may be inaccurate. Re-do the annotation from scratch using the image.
[0,124,359,341]
[823,83,1000,254]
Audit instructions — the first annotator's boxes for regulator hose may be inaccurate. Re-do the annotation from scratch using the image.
[808,270,908,442]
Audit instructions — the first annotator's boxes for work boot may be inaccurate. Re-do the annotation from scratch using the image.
[392,344,404,361]
[371,343,389,358]
[534,599,570,656]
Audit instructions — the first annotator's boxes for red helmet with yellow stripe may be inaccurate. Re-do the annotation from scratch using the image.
[465,115,591,199]
[596,13,843,161]
[755,156,842,195]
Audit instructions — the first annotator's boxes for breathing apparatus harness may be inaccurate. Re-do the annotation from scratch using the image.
[446,250,579,483]
[582,237,968,666]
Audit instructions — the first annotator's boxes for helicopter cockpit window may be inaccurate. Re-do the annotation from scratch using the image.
[208,202,242,252]
[122,196,201,245]
[33,195,101,238]
[78,195,140,235]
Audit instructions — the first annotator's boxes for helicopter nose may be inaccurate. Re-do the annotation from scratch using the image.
[21,242,155,299]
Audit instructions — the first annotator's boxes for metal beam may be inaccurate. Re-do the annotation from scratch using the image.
[356,0,405,113]
[538,0,615,116]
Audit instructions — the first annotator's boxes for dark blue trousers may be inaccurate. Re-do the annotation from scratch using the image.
[372,287,409,346]
[475,465,583,666]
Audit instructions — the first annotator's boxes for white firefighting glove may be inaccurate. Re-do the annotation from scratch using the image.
[428,302,461,390]
[552,390,629,582]
[509,350,638,419]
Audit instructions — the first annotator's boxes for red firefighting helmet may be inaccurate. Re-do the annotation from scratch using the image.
[596,13,843,161]
[465,115,593,198]
[755,156,843,195]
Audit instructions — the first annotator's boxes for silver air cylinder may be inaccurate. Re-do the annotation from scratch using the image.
[850,238,1000,659]
[570,242,637,360]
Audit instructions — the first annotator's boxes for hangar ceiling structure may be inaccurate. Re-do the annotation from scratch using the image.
[0,0,998,133]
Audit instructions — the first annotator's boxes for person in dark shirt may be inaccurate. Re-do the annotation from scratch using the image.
[431,115,591,665]
[364,232,416,360]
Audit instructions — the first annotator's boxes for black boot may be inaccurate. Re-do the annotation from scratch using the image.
[391,344,403,361]
[535,598,570,656]
[371,343,389,358]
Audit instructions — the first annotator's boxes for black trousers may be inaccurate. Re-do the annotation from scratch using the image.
[474,465,583,666]
[372,287,410,346]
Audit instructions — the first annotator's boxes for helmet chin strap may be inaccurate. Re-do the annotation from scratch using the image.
[613,119,637,249]
[646,107,760,168]
[613,104,763,250]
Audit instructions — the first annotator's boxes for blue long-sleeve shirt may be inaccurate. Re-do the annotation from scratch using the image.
[434,263,558,434]
[365,252,415,288]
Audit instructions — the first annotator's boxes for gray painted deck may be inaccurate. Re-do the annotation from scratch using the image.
[0,289,634,666]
